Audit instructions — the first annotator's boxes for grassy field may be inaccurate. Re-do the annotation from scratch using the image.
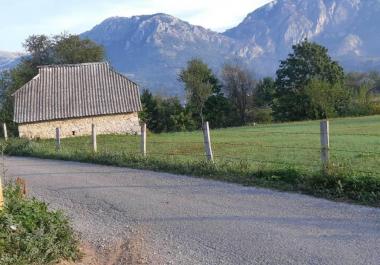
[4,115,380,205]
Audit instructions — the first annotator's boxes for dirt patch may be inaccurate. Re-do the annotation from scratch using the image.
[58,243,101,265]
[60,227,163,265]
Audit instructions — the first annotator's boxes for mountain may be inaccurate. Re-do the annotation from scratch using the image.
[0,51,22,71]
[82,0,380,95]
[81,14,238,96]
[5,0,380,95]
[225,0,380,72]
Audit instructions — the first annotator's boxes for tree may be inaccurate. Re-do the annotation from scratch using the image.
[255,77,276,107]
[54,34,104,64]
[222,63,256,124]
[157,97,194,132]
[140,89,195,133]
[273,39,344,121]
[204,93,235,128]
[0,71,13,135]
[23,35,54,66]
[179,59,215,125]
[305,79,350,119]
[0,71,11,102]
[139,89,160,130]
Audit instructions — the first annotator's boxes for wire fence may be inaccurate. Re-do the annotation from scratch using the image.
[17,119,380,177]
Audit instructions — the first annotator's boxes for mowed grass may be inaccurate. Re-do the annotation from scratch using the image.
[4,115,380,205]
[27,115,380,175]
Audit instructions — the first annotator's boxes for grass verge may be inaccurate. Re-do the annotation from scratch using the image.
[4,138,380,207]
[0,183,81,265]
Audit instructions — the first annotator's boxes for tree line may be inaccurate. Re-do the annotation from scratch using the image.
[141,39,380,133]
[1,35,379,135]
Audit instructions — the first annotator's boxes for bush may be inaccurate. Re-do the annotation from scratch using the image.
[304,164,380,205]
[370,102,380,115]
[248,108,273,124]
[0,184,80,264]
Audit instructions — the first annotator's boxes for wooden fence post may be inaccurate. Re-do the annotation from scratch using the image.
[141,123,147,157]
[92,124,97,152]
[0,175,3,210]
[55,128,61,151]
[320,120,330,171]
[3,123,7,141]
[203,121,214,162]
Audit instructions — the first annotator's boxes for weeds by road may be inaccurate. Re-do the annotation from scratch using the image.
[0,184,80,264]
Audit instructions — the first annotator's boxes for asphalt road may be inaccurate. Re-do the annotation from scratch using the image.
[5,156,380,265]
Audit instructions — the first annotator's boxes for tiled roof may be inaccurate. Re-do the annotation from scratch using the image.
[13,62,142,124]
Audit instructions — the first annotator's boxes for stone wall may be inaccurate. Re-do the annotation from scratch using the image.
[18,112,140,139]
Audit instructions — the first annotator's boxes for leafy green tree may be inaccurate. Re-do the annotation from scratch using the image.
[54,34,104,64]
[157,97,195,132]
[204,93,235,128]
[0,71,14,135]
[222,63,256,124]
[179,59,215,125]
[23,35,54,66]
[139,89,160,131]
[255,77,276,107]
[347,83,376,116]
[273,39,344,121]
[305,79,350,119]
[201,69,235,128]
[140,89,195,133]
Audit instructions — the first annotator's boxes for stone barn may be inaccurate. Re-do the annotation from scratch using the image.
[12,62,142,139]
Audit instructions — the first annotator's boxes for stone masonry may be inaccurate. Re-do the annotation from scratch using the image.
[18,112,140,139]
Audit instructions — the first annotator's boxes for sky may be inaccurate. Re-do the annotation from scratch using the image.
[0,0,272,52]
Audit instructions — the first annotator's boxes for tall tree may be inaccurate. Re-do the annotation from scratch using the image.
[222,63,256,124]
[23,35,54,66]
[179,59,215,125]
[254,77,276,107]
[273,39,344,121]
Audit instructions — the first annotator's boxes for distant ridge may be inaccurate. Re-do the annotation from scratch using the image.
[0,51,23,70]
[4,0,380,95]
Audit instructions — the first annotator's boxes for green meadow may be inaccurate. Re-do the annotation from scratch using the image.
[4,115,380,205]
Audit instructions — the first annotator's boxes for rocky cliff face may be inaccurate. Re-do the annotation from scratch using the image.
[225,0,380,72]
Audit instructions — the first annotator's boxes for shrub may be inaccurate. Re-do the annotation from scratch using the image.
[0,184,80,264]
[305,164,380,205]
[370,102,380,115]
[249,108,273,124]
